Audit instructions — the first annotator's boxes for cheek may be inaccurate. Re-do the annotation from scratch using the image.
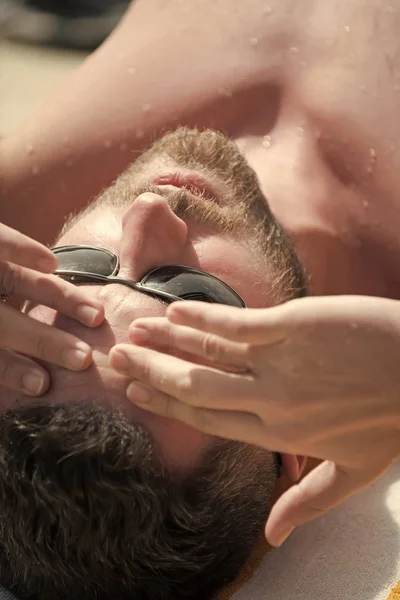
[195,238,272,308]
[59,210,122,250]
[193,242,236,291]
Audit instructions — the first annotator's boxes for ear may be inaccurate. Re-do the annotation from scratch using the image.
[280,454,308,482]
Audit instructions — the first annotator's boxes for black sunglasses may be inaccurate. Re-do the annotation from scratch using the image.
[52,245,246,308]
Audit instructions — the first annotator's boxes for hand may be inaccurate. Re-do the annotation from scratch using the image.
[109,296,400,546]
[0,223,104,395]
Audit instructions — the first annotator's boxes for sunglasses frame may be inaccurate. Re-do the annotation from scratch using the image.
[52,245,246,307]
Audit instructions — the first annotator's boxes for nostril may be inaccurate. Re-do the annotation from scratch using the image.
[121,192,166,229]
[135,192,169,207]
[120,191,189,279]
[123,192,183,225]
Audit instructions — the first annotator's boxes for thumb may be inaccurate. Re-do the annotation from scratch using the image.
[265,461,377,547]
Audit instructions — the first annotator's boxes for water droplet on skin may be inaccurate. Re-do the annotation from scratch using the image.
[300,60,307,68]
[368,148,377,173]
[344,25,350,33]
[296,126,305,136]
[119,142,128,151]
[26,144,34,155]
[362,198,369,208]
[127,67,136,75]
[136,128,144,139]
[142,103,152,112]
[262,135,272,148]
[289,47,300,53]
[263,6,272,14]
[351,322,359,329]
[285,362,296,373]
[387,5,395,13]
[104,140,112,148]
[32,165,40,175]
[218,87,232,98]
[250,37,259,46]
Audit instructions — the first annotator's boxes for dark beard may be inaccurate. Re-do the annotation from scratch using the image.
[0,403,277,600]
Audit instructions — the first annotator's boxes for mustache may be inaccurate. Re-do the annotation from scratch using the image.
[125,182,252,234]
[130,127,265,206]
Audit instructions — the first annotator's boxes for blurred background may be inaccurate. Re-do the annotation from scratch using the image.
[0,0,130,135]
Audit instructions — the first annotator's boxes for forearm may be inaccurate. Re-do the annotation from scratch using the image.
[0,0,258,246]
[0,1,178,245]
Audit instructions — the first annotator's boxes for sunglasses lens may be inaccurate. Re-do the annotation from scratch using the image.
[143,266,245,307]
[53,247,118,276]
[51,248,244,307]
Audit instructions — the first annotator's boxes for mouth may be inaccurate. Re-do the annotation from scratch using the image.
[152,172,220,203]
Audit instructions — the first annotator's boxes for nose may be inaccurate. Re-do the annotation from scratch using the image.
[119,192,188,279]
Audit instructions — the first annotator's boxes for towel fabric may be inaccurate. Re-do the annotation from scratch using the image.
[225,460,400,600]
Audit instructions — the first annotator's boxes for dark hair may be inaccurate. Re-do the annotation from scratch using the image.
[0,404,277,600]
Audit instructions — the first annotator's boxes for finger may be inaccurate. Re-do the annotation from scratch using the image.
[129,317,250,368]
[109,343,256,409]
[0,261,104,327]
[0,304,92,371]
[126,381,263,441]
[0,223,57,273]
[265,461,383,547]
[166,302,288,345]
[0,348,49,396]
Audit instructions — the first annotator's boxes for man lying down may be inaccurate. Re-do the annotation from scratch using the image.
[0,128,306,600]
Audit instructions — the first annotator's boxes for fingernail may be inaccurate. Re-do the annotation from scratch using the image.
[23,371,46,395]
[166,304,183,317]
[130,326,150,343]
[127,382,149,403]
[37,256,57,273]
[63,342,91,370]
[110,350,129,373]
[272,525,295,548]
[76,304,102,327]
[166,304,188,322]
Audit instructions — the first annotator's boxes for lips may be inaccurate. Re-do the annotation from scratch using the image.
[152,173,219,203]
